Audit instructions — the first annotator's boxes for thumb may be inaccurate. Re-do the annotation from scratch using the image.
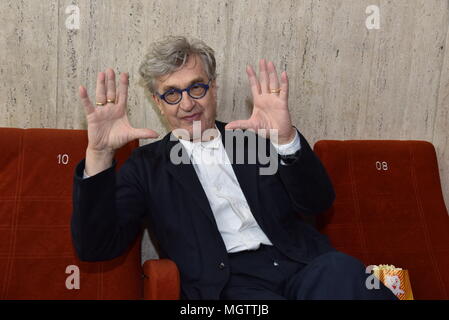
[130,128,160,140]
[225,119,253,131]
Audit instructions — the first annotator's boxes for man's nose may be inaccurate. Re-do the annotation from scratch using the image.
[179,91,195,111]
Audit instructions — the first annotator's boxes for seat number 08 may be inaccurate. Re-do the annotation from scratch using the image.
[375,161,388,171]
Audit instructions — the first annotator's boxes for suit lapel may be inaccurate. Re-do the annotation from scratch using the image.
[165,135,216,224]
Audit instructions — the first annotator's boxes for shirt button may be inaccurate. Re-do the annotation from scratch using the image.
[273,261,279,267]
[218,262,225,269]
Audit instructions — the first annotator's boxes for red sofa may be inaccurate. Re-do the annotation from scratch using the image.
[0,127,179,299]
[2,127,447,299]
[314,139,449,299]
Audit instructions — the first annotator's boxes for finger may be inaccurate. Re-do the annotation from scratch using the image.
[95,71,106,105]
[130,128,160,140]
[246,65,261,96]
[259,59,269,94]
[280,71,289,101]
[268,61,280,95]
[115,74,122,105]
[225,119,253,131]
[79,85,95,115]
[117,72,129,106]
[106,68,116,104]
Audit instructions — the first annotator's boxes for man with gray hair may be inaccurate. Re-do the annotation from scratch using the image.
[72,36,397,300]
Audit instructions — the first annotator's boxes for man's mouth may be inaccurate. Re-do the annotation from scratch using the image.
[182,112,202,121]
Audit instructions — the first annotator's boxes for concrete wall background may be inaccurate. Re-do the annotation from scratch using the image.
[1,0,448,263]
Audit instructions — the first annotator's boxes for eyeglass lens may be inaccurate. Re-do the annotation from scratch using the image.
[164,84,207,104]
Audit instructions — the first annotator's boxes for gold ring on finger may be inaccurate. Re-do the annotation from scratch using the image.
[96,102,105,106]
[270,88,281,94]
[107,99,115,103]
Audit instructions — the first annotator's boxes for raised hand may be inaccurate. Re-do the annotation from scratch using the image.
[225,59,296,145]
[79,68,159,175]
[79,68,159,153]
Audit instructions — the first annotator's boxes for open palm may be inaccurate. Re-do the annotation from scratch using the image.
[225,59,296,145]
[79,69,159,153]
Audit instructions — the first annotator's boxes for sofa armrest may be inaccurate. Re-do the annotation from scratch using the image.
[142,259,180,300]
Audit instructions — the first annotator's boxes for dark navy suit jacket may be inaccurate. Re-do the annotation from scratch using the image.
[71,120,336,299]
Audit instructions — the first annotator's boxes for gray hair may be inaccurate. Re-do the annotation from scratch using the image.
[139,36,217,94]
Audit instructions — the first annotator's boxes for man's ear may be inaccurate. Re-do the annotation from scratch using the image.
[211,79,218,99]
[152,94,165,115]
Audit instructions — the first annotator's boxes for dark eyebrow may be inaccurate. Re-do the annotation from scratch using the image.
[161,77,206,93]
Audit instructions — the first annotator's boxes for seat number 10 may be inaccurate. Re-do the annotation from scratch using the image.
[57,154,69,165]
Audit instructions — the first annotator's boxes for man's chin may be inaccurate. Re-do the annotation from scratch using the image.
[172,119,216,141]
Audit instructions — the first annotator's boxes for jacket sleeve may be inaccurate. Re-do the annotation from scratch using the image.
[71,150,147,261]
[277,130,335,216]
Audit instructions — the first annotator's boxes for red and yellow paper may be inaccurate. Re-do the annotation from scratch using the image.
[372,264,414,300]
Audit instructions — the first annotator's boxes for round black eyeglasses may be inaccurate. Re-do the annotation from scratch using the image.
[157,80,212,105]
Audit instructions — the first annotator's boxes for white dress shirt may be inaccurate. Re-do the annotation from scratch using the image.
[176,126,301,253]
[83,125,301,253]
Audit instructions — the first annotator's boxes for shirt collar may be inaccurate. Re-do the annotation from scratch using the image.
[178,125,221,158]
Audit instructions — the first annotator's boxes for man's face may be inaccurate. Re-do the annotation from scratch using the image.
[153,54,217,139]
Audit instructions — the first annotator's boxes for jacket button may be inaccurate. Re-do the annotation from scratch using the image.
[218,262,225,269]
